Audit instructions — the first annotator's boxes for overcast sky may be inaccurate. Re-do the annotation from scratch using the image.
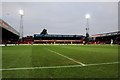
[2,2,118,36]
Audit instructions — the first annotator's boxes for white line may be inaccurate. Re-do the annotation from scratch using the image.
[87,62,119,66]
[1,65,82,71]
[1,62,119,71]
[46,48,86,66]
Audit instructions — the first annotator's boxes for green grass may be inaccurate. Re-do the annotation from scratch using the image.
[2,44,119,78]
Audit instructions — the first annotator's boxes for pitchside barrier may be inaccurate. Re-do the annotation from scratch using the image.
[0,44,85,46]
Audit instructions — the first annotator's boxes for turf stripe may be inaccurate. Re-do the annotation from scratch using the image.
[46,48,86,66]
[0,62,119,71]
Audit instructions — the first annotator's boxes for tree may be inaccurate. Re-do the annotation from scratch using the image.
[40,29,48,35]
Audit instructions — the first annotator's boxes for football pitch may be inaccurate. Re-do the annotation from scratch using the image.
[2,44,119,78]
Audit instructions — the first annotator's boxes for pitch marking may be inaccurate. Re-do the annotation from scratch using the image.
[46,48,86,66]
[0,62,119,71]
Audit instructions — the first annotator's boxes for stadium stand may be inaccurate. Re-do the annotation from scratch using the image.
[22,36,33,44]
[91,31,120,44]
[0,19,119,45]
[0,19,20,44]
[34,34,84,44]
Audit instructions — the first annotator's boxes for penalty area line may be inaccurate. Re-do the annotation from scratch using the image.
[1,62,119,71]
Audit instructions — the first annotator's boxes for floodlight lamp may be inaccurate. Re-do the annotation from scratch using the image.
[19,9,24,16]
[85,14,90,19]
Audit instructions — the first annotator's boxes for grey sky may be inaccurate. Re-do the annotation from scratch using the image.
[2,2,118,36]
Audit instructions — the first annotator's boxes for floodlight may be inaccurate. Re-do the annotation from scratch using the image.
[85,14,90,19]
[19,9,24,16]
[19,9,24,40]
